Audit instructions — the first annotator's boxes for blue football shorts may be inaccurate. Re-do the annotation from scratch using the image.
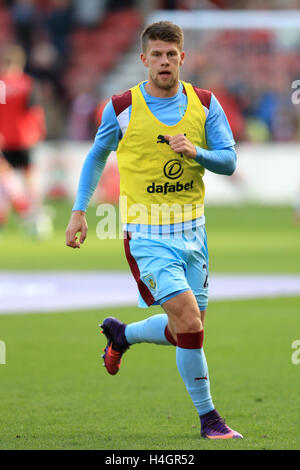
[124,225,209,312]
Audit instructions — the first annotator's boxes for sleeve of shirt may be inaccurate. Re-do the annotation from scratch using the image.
[94,100,122,151]
[72,101,122,212]
[195,146,237,176]
[205,93,235,150]
[194,93,237,175]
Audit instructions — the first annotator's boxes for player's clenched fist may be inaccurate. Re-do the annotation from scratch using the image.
[66,210,88,248]
[164,133,197,159]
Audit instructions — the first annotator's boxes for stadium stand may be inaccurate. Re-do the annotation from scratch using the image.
[0,1,143,141]
[0,0,299,143]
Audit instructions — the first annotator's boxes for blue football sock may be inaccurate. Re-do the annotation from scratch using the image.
[125,313,174,346]
[176,332,214,416]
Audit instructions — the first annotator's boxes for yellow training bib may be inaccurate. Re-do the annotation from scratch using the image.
[116,81,208,225]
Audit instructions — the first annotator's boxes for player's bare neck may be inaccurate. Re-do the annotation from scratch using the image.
[145,80,180,98]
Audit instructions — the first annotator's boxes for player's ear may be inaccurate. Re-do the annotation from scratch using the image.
[140,52,148,68]
[179,50,185,66]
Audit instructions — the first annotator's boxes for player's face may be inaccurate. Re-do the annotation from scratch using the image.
[141,40,184,93]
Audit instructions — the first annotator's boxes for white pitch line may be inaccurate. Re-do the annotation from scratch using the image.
[0,272,300,315]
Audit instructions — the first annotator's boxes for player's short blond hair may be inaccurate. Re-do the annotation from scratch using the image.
[141,21,184,53]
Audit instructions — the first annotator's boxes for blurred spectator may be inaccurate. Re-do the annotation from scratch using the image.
[26,38,66,138]
[67,74,98,141]
[0,44,45,156]
[200,70,246,141]
[73,0,107,27]
[28,39,60,83]
[0,44,53,238]
[107,0,136,9]
[39,79,66,140]
[254,73,299,141]
[46,0,73,57]
[12,0,37,55]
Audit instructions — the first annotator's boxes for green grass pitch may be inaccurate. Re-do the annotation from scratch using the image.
[0,203,300,273]
[0,298,300,450]
[0,203,299,450]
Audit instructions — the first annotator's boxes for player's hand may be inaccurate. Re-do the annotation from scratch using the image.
[66,210,88,249]
[164,134,197,159]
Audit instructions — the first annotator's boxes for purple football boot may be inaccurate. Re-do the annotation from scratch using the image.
[200,409,243,439]
[99,317,129,375]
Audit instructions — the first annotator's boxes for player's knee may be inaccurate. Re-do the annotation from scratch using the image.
[173,310,202,333]
[184,315,203,333]
[163,291,203,333]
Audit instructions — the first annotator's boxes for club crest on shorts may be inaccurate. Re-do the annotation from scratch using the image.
[143,274,157,291]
